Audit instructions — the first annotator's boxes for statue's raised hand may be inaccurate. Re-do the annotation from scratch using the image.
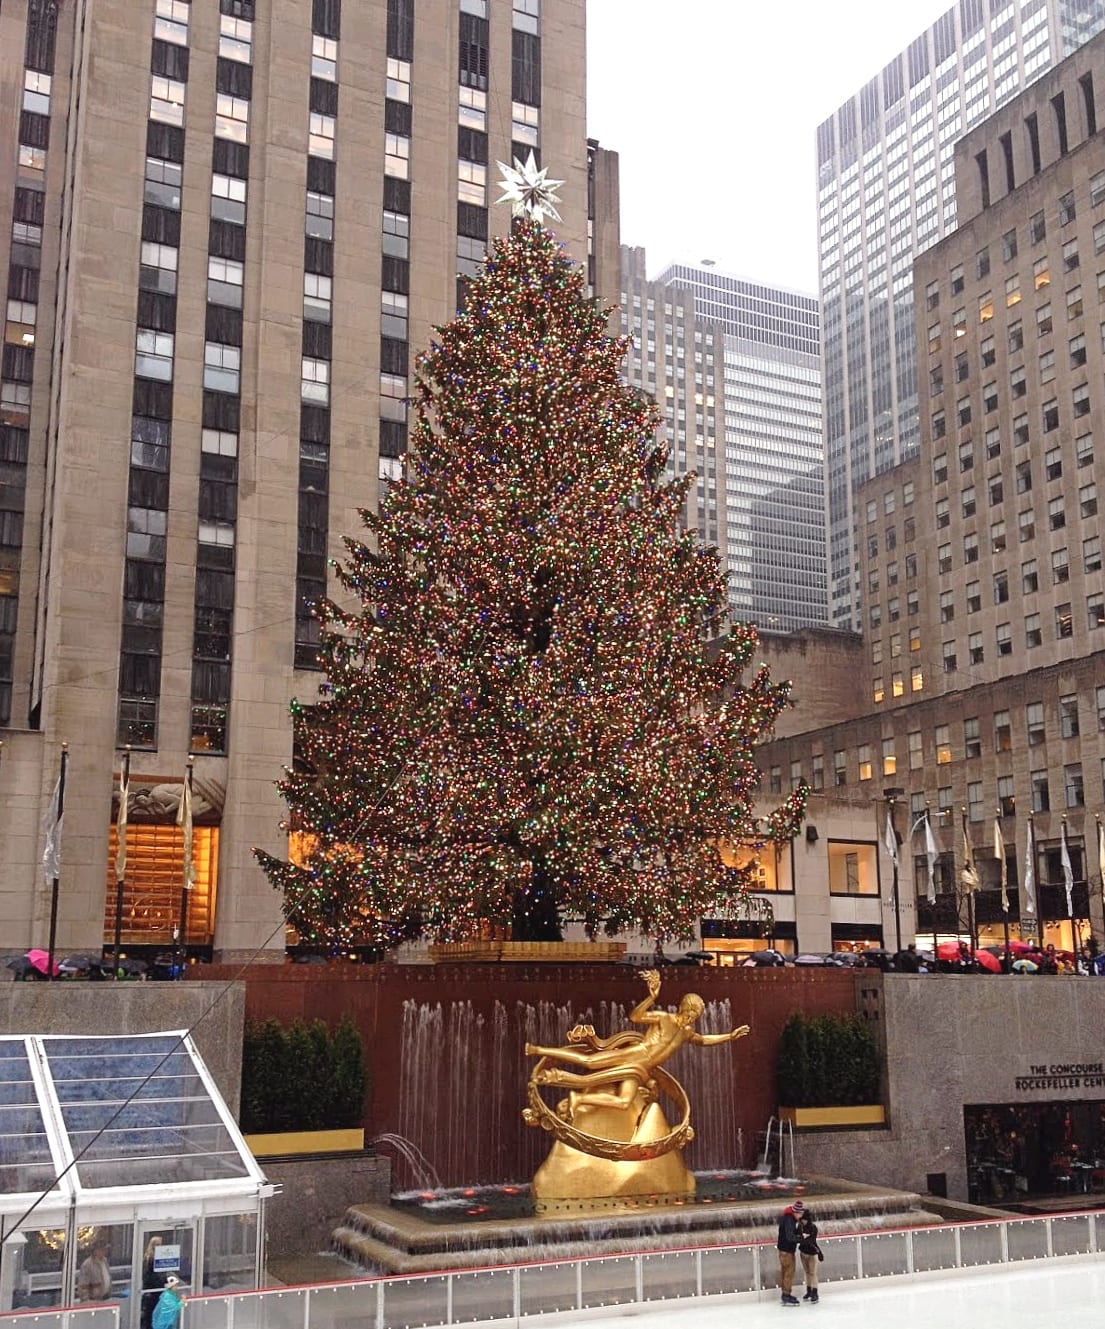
[638,968,661,994]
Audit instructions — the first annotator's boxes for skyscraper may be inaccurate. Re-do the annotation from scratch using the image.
[817,0,1105,629]
[0,0,611,960]
[655,263,825,631]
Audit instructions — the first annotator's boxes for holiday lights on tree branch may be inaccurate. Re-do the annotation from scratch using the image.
[256,212,806,948]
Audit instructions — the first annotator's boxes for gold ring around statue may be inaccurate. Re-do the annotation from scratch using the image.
[523,1061,694,1161]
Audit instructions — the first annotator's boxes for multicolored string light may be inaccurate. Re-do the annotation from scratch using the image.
[255,219,807,948]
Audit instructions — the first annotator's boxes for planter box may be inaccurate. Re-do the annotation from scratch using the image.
[426,942,504,963]
[243,1127,365,1157]
[778,1105,887,1130]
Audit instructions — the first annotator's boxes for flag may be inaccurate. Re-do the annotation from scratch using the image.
[177,774,197,892]
[1022,819,1037,917]
[960,815,980,893]
[994,816,1008,914]
[114,759,130,882]
[924,813,938,904]
[1061,819,1074,917]
[42,776,63,883]
[884,807,899,869]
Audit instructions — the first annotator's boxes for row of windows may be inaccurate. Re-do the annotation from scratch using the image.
[1,19,60,724]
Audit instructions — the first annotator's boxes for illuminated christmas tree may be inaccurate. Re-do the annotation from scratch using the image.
[257,159,806,949]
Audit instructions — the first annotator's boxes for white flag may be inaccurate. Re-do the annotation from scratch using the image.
[114,764,130,882]
[42,776,63,883]
[884,808,899,869]
[1023,819,1037,917]
[177,776,197,892]
[924,813,938,905]
[994,817,1008,914]
[960,817,980,894]
[1061,820,1074,917]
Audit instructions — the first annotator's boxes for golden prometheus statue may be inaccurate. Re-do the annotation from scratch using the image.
[523,968,749,1202]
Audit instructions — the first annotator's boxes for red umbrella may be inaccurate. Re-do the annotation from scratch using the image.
[973,949,1001,973]
[1005,939,1035,955]
[936,941,968,961]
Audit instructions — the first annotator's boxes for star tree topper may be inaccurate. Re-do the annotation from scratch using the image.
[496,150,564,224]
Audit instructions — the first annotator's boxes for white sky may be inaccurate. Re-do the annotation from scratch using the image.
[586,0,961,293]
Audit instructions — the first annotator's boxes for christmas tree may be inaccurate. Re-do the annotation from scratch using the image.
[257,163,806,949]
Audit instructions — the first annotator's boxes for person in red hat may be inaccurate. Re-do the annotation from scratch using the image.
[776,1200,804,1306]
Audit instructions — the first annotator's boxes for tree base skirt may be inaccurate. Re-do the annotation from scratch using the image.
[778,1105,887,1130]
[427,941,628,964]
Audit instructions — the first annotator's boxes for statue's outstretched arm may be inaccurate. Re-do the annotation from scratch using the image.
[629,968,662,1023]
[691,1025,750,1046]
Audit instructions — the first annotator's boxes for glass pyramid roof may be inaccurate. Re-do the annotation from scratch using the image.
[0,1032,262,1200]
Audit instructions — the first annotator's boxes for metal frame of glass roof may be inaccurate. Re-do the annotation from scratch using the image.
[1,1030,270,1235]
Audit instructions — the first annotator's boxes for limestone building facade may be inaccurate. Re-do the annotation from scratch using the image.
[0,0,611,960]
[760,32,1105,957]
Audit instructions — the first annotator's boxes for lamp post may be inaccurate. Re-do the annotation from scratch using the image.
[883,787,905,954]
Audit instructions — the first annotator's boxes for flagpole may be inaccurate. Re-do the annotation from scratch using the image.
[961,808,978,961]
[112,746,131,978]
[997,809,1011,971]
[176,757,195,980]
[46,743,69,984]
[1062,815,1077,966]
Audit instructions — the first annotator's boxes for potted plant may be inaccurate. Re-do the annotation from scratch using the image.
[776,1010,885,1129]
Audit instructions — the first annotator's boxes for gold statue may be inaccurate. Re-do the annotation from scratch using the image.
[523,969,749,1202]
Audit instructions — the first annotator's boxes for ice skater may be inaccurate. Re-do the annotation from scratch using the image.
[797,1207,823,1302]
[777,1199,804,1305]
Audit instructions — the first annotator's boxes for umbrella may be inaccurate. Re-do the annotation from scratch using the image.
[795,953,829,966]
[25,949,60,976]
[5,955,42,979]
[1012,958,1039,973]
[115,957,148,977]
[1005,939,1035,955]
[973,949,1001,973]
[58,953,102,976]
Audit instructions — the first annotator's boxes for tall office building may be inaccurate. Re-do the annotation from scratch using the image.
[619,247,726,555]
[817,0,1105,629]
[0,0,612,959]
[655,262,825,631]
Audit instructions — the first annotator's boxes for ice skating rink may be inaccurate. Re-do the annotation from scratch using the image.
[565,1257,1105,1328]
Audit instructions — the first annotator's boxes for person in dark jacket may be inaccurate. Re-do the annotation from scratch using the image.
[776,1200,804,1306]
[140,1237,167,1329]
[797,1209,823,1302]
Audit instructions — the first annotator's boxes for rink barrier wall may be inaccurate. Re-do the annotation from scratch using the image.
[140,1208,1105,1329]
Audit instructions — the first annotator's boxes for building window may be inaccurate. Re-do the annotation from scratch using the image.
[1065,764,1085,808]
[1080,482,1097,517]
[1024,612,1042,648]
[216,95,251,143]
[384,131,409,177]
[1048,496,1066,530]
[150,75,186,126]
[968,632,983,665]
[304,271,332,322]
[301,356,330,403]
[1089,593,1105,629]
[998,776,1015,818]
[1076,432,1094,467]
[964,716,981,759]
[1052,547,1069,583]
[1056,602,1073,638]
[994,711,1012,753]
[207,256,244,307]
[202,342,239,394]
[857,744,872,782]
[1026,701,1045,746]
[135,329,174,381]
[1031,770,1050,813]
[1060,694,1080,739]
[967,782,984,822]
[833,750,846,786]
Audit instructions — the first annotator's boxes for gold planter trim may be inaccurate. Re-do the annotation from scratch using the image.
[243,1127,365,1157]
[778,1105,887,1130]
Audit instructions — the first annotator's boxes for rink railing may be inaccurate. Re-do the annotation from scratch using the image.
[7,1211,1102,1329]
[179,1208,1105,1329]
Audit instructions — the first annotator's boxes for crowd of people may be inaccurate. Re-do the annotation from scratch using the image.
[872,938,1105,974]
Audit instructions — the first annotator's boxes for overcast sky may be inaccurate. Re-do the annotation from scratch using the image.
[586,0,959,294]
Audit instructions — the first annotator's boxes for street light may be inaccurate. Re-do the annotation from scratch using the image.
[883,787,906,954]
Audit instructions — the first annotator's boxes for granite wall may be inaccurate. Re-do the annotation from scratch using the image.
[263,1155,391,1259]
[0,981,245,1114]
[796,974,1105,1200]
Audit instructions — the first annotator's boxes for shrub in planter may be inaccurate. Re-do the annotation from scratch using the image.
[240,1016,368,1134]
[776,1010,880,1108]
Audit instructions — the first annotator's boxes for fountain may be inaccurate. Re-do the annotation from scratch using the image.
[332,976,938,1274]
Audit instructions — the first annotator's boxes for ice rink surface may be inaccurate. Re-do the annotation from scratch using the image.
[568,1257,1105,1328]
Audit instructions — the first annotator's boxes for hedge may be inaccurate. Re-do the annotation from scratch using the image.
[240,1015,367,1133]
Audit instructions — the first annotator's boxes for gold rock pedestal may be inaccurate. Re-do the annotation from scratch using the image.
[532,1089,695,1202]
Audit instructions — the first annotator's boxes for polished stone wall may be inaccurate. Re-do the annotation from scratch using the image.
[796,975,1105,1201]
